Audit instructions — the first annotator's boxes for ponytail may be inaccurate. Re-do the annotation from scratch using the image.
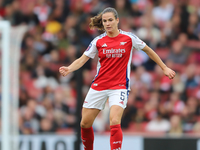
[89,13,104,30]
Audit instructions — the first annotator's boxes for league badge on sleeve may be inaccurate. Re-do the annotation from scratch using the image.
[86,44,92,51]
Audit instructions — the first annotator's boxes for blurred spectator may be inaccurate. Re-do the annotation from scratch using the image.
[7,1,24,25]
[193,118,200,134]
[83,0,107,15]
[114,0,130,17]
[152,0,174,28]
[179,0,190,34]
[129,0,151,15]
[146,111,170,132]
[168,115,183,135]
[129,2,143,17]
[181,97,198,132]
[63,14,78,44]
[131,50,149,67]
[154,64,172,93]
[137,14,161,48]
[20,102,40,134]
[23,2,40,27]
[144,91,160,121]
[34,0,51,26]
[156,30,170,48]
[55,29,70,50]
[187,12,199,40]
[52,0,69,23]
[39,117,56,133]
[171,73,185,94]
[164,92,185,114]
[167,40,190,65]
[181,64,198,90]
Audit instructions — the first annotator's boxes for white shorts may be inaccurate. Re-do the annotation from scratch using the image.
[83,88,129,110]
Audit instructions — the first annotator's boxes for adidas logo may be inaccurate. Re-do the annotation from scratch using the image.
[102,43,107,47]
[119,101,124,105]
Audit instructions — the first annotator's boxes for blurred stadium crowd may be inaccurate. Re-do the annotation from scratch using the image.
[0,0,200,135]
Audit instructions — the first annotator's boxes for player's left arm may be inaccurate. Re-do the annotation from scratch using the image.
[142,45,176,79]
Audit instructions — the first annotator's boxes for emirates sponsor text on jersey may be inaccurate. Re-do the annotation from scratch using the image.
[103,48,126,58]
[103,48,126,54]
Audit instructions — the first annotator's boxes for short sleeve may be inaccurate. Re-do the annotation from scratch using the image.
[130,33,146,51]
[84,39,98,59]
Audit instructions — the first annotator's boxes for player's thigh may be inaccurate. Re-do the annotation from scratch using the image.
[108,89,129,109]
[81,108,100,128]
[83,88,108,110]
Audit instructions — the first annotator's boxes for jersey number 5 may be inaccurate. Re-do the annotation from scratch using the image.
[120,92,125,101]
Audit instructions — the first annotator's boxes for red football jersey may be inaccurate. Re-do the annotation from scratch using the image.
[84,30,146,91]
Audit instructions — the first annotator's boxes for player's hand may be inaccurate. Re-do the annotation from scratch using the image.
[163,67,176,79]
[59,66,71,76]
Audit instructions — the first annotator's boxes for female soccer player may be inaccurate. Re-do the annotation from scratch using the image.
[59,7,176,150]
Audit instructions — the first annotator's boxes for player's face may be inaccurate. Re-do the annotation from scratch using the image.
[102,12,119,33]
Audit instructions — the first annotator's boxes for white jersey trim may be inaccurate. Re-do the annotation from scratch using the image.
[92,58,101,85]
[84,32,107,59]
[126,47,133,90]
[119,30,146,51]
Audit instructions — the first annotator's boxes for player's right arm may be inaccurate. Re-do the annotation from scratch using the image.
[59,54,90,76]
[59,37,98,76]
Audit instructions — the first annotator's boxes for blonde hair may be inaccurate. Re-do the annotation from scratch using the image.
[89,7,119,30]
